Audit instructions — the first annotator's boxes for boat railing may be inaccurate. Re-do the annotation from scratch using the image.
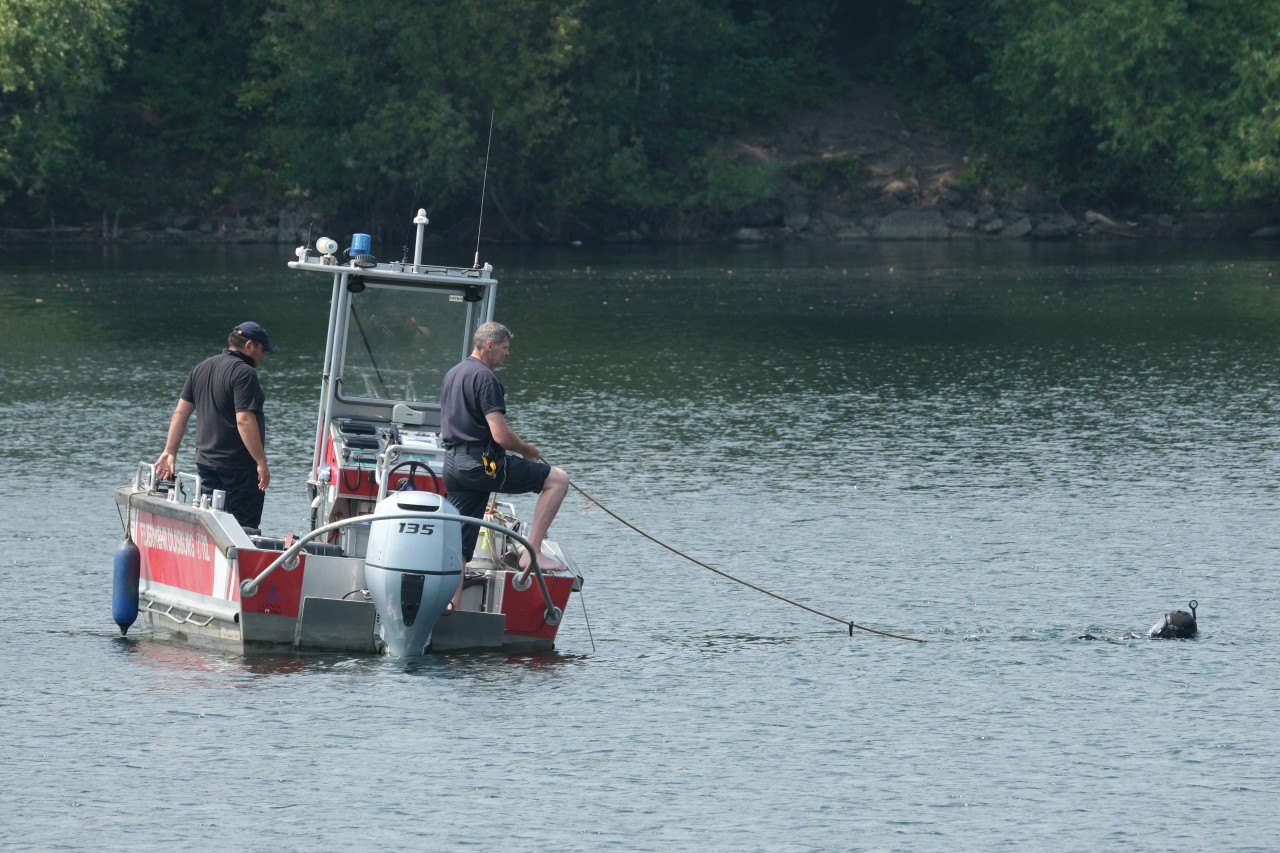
[132,462,207,509]
[240,512,562,626]
[132,461,159,491]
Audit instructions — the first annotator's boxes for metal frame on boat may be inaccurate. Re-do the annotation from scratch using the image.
[113,212,580,655]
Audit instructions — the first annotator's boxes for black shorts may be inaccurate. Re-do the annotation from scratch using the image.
[443,451,551,559]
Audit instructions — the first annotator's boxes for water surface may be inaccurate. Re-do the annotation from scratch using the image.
[2,239,1277,851]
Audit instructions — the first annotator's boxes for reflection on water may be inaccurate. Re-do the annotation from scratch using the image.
[115,635,316,679]
[113,627,589,682]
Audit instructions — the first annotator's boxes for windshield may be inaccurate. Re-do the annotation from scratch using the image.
[340,284,470,404]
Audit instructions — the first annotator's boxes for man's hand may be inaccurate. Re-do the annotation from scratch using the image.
[154,451,177,481]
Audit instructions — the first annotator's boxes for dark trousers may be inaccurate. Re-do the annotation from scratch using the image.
[197,463,265,530]
[443,450,551,561]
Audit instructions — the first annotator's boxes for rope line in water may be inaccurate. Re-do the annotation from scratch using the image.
[566,479,926,643]
[576,577,597,653]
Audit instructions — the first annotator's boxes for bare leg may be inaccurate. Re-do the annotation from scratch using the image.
[519,466,568,571]
[445,564,464,613]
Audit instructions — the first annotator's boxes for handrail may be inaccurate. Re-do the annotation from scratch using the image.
[131,462,204,508]
[171,472,203,506]
[133,462,156,491]
[239,512,561,626]
[141,586,240,625]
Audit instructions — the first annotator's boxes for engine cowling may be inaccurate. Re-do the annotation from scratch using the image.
[364,491,463,655]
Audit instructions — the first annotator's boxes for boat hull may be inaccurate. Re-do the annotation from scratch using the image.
[114,485,574,655]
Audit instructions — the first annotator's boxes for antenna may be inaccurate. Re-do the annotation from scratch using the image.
[474,109,495,269]
[403,182,421,264]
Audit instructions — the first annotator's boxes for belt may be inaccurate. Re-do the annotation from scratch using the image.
[445,442,491,454]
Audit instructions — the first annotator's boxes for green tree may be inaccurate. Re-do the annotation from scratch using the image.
[559,0,841,228]
[242,0,579,236]
[988,0,1280,207]
[243,0,842,238]
[93,0,270,219]
[0,0,135,216]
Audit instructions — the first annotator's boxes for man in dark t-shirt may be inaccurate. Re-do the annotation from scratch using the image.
[155,321,274,529]
[440,321,569,584]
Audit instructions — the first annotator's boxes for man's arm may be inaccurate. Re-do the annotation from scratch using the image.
[486,411,540,461]
[236,411,271,490]
[154,399,196,479]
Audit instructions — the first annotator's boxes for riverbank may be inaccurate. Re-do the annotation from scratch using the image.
[5,85,1278,247]
[707,84,1280,244]
[5,201,1279,247]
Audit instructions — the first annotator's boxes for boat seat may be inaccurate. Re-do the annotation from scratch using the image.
[250,535,345,557]
[303,542,345,557]
[337,419,378,435]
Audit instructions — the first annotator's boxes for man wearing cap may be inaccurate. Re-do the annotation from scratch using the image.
[155,321,275,529]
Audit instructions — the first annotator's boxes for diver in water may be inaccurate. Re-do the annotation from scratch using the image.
[1078,600,1198,641]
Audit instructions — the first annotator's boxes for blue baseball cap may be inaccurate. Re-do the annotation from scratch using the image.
[234,321,275,353]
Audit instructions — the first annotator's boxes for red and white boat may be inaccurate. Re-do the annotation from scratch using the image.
[112,212,580,655]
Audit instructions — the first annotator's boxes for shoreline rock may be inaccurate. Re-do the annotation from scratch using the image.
[4,188,1279,247]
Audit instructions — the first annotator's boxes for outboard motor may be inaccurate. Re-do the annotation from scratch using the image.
[1149,599,1198,639]
[364,490,463,656]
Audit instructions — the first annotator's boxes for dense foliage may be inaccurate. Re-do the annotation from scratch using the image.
[987,0,1280,208]
[3,0,1279,238]
[0,0,135,216]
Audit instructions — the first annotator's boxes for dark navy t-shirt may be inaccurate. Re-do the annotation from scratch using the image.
[180,349,265,468]
[439,356,505,446]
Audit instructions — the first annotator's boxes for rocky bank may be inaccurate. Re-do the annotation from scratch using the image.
[706,84,1280,244]
[5,84,1279,246]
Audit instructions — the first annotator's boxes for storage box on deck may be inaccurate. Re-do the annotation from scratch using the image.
[342,520,371,558]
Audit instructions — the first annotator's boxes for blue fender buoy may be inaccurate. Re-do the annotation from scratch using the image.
[113,539,141,635]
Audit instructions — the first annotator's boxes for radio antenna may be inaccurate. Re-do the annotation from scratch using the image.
[474,109,495,269]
